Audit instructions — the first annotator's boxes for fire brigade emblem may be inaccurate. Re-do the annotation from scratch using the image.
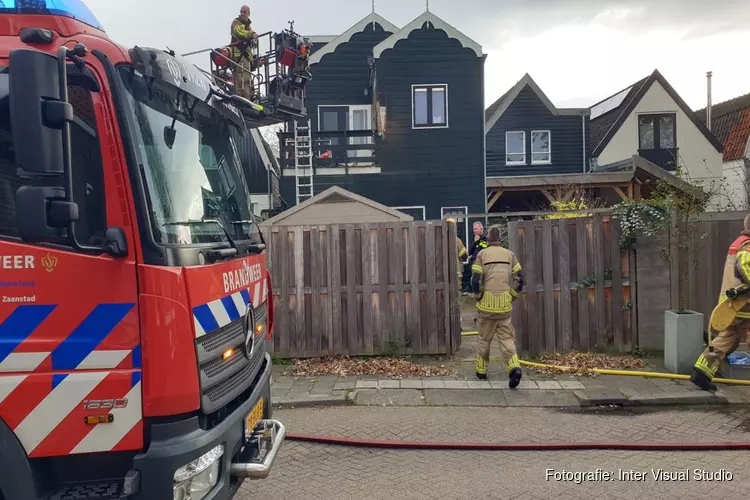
[41,253,58,273]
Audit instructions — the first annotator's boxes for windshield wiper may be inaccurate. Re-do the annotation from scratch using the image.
[163,218,239,261]
[230,220,267,253]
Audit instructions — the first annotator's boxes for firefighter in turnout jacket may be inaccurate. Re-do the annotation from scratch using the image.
[691,214,750,391]
[447,218,468,290]
[471,225,525,388]
[230,5,258,100]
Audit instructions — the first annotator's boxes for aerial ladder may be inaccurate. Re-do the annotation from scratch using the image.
[182,21,312,128]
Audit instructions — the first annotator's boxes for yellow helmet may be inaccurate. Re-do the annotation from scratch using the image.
[446,217,456,224]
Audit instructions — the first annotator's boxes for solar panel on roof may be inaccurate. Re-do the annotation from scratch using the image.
[590,86,632,120]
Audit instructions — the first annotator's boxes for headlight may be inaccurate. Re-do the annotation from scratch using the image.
[173,444,223,500]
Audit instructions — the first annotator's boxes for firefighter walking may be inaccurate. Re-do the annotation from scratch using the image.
[470,225,525,388]
[230,5,258,100]
[691,214,750,391]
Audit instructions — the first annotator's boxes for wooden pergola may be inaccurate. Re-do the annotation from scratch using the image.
[486,155,703,211]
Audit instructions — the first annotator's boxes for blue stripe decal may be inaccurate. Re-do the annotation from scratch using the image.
[0,305,56,364]
[240,289,250,307]
[220,296,241,322]
[52,374,67,390]
[131,345,141,369]
[132,371,141,388]
[193,304,219,333]
[51,303,135,371]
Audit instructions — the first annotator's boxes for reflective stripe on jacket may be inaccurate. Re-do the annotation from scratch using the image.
[230,17,256,60]
[471,245,522,315]
[720,235,750,319]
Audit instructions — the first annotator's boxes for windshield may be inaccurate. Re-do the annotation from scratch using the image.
[117,65,258,246]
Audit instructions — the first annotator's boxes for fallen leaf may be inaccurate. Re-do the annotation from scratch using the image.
[530,351,648,377]
[289,355,458,378]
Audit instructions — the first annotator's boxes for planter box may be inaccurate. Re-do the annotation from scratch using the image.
[664,310,704,374]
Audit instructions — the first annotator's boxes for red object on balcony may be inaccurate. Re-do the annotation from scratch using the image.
[280,48,297,67]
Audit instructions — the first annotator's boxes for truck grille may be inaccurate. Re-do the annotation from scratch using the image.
[195,303,267,414]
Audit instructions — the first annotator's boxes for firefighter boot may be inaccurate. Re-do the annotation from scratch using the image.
[508,368,522,389]
[475,356,488,380]
[690,367,717,392]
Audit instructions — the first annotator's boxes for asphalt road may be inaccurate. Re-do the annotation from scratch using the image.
[238,405,750,500]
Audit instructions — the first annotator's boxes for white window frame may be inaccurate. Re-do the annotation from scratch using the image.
[505,131,526,165]
[411,84,449,130]
[441,206,469,252]
[392,205,426,220]
[531,130,551,165]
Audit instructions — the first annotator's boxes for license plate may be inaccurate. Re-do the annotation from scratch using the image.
[246,398,264,433]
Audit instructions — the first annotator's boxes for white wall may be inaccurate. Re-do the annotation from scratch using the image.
[722,159,748,210]
[249,194,270,215]
[597,80,724,207]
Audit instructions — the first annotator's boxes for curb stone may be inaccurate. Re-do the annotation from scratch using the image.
[272,390,356,408]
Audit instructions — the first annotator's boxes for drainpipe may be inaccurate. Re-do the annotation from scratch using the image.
[706,71,713,132]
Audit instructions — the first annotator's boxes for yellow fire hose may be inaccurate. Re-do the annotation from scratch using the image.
[459,331,750,386]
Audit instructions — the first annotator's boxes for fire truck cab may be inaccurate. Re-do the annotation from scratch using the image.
[0,2,307,499]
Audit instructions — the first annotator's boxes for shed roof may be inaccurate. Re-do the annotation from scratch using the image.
[259,186,414,225]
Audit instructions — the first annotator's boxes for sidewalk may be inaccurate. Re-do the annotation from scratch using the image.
[270,365,750,409]
[271,308,750,409]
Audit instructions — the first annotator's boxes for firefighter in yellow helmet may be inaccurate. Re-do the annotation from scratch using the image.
[230,5,259,100]
[470,225,525,388]
[446,218,468,291]
[691,213,750,391]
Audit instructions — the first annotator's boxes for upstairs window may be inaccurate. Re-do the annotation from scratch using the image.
[505,131,525,165]
[638,113,676,150]
[531,130,551,164]
[412,84,448,129]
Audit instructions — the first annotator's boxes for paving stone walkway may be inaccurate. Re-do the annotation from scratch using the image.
[270,366,750,409]
[271,311,750,409]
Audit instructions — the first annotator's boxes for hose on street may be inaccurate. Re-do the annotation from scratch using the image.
[459,331,750,386]
[285,433,750,451]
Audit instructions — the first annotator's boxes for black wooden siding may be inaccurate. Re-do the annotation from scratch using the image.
[280,22,486,221]
[304,23,394,133]
[372,25,485,218]
[486,85,587,177]
[231,128,279,210]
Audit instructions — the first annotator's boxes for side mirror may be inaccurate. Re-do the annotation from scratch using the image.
[15,186,78,242]
[9,48,72,175]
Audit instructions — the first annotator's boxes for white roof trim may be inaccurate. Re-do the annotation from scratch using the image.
[307,35,337,44]
[308,13,398,65]
[373,11,482,59]
[260,186,414,225]
[249,129,273,173]
[485,73,588,132]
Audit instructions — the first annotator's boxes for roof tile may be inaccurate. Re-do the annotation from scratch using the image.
[695,93,750,161]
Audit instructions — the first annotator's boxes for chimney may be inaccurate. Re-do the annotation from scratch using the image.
[706,71,713,132]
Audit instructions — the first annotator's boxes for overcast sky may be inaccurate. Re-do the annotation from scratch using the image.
[85,0,749,110]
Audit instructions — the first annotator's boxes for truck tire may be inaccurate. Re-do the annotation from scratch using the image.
[0,417,41,499]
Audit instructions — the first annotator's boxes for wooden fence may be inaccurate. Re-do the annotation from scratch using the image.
[634,211,747,349]
[507,216,634,356]
[263,221,462,358]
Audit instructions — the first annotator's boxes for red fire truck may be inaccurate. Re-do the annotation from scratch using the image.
[0,2,311,499]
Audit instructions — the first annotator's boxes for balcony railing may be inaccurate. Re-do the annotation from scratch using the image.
[278,129,377,169]
[638,148,679,171]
